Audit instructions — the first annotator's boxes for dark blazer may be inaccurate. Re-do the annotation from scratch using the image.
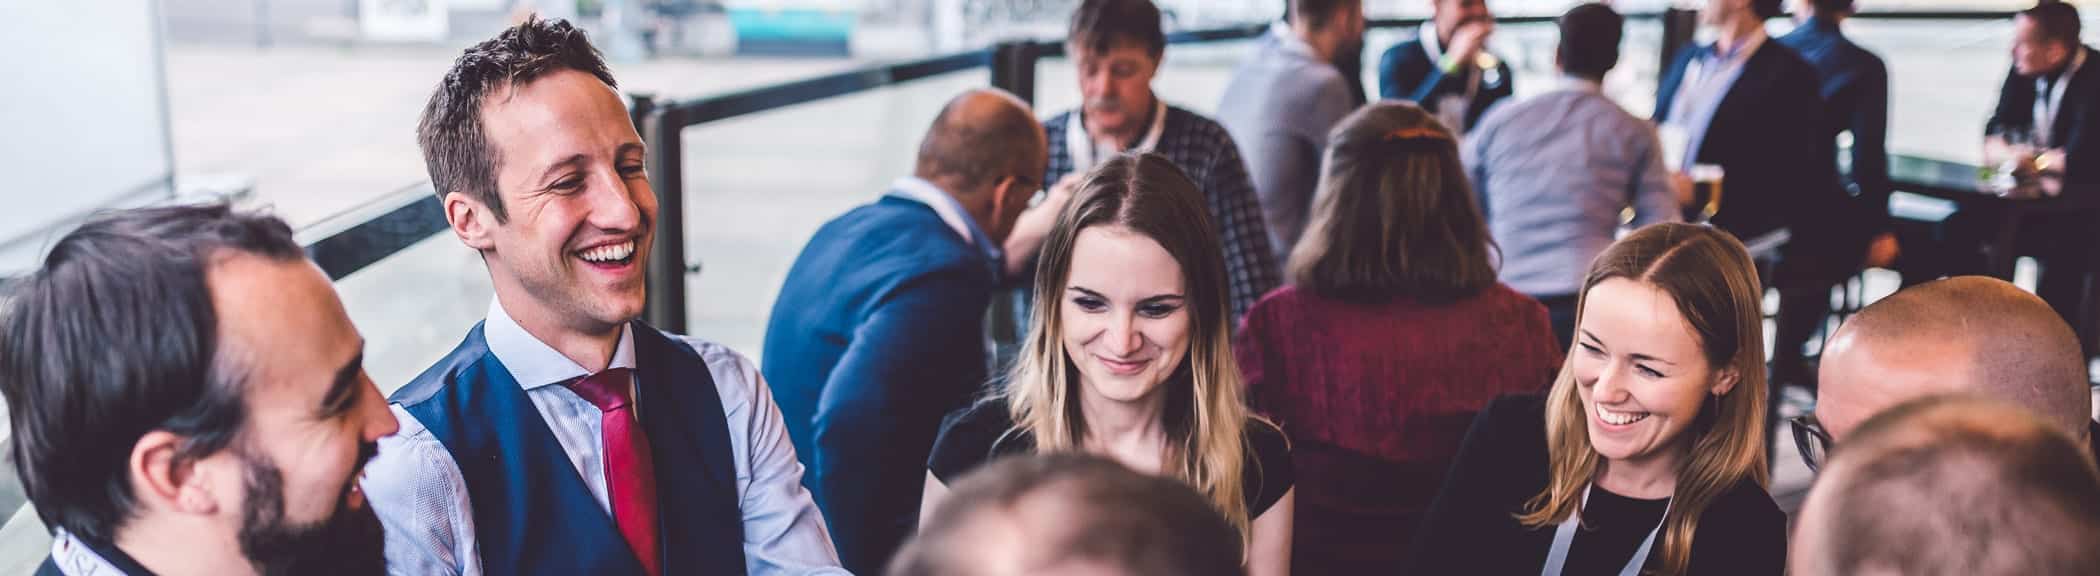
[1656,40,1855,251]
[1404,395,1788,574]
[1778,17,1894,232]
[1987,45,2100,211]
[763,194,998,574]
[1378,37,1514,131]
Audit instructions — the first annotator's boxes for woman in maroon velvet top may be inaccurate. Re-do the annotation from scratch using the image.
[1232,102,1561,574]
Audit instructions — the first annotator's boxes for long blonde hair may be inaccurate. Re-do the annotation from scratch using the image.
[1000,152,1258,538]
[1516,223,1769,576]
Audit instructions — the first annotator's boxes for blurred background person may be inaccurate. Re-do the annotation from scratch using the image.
[1466,2,1681,349]
[1804,276,2096,470]
[1778,0,1901,299]
[1218,0,1366,265]
[763,88,1047,574]
[1791,395,2100,576]
[1979,1,2100,348]
[1655,0,1862,399]
[891,453,1244,576]
[1407,223,1784,575]
[1004,0,1279,326]
[1378,0,1513,133]
[1235,101,1558,574]
[927,153,1295,576]
[2,205,399,576]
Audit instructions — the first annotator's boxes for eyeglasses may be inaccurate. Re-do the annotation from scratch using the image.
[1789,414,1833,473]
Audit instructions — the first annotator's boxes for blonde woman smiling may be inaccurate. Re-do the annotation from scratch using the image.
[923,153,1295,576]
[1406,223,1785,575]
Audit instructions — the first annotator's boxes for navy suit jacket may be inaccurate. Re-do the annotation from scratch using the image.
[1378,37,1514,131]
[1779,18,1893,232]
[1657,40,1856,254]
[763,194,996,573]
[1988,45,2100,213]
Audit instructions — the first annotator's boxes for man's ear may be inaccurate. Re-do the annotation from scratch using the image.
[130,431,227,517]
[444,191,498,252]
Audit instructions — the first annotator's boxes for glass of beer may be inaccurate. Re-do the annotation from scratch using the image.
[1687,164,1724,222]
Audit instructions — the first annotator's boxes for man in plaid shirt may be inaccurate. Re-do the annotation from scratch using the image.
[1004,0,1282,323]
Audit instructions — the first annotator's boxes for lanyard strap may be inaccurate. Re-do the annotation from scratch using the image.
[1541,484,1671,576]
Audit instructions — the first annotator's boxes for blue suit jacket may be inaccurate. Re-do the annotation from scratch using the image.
[1657,40,1854,253]
[762,195,997,573]
[1778,18,1893,232]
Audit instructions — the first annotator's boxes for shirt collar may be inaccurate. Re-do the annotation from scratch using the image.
[484,297,637,390]
[1707,27,1768,64]
[50,530,156,576]
[1419,21,1444,62]
[889,176,997,255]
[1557,75,1604,94]
[1068,97,1168,170]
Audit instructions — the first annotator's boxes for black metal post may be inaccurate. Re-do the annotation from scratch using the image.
[640,99,690,334]
[1661,8,1699,74]
[990,41,1040,105]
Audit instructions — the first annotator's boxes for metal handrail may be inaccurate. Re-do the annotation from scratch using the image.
[299,8,2029,328]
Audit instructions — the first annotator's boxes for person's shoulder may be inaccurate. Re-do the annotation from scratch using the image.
[666,334,768,408]
[1476,393,1551,439]
[1244,416,1290,456]
[1043,109,1076,133]
[931,399,1025,481]
[1381,37,1428,64]
[1707,476,1786,525]
[1168,104,1234,141]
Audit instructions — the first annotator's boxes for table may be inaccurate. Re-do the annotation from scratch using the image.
[1886,154,2077,280]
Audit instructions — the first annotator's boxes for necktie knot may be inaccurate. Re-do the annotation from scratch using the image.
[565,368,635,412]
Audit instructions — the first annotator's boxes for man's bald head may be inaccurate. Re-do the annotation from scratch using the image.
[915,89,1047,194]
[1792,395,2100,576]
[1818,276,2089,441]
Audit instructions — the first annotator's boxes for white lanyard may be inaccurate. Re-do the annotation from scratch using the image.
[1540,484,1671,576]
[2034,48,2086,148]
[1067,96,1168,172]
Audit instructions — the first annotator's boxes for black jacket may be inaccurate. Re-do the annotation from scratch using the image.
[1656,40,1856,250]
[1987,46,2100,210]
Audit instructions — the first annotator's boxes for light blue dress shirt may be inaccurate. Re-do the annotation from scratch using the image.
[360,299,849,576]
[1467,77,1683,297]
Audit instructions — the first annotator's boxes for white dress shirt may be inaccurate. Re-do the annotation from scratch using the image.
[360,299,848,576]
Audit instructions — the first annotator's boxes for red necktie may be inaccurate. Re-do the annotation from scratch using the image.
[566,368,662,576]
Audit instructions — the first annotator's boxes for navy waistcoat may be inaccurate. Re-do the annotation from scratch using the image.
[391,322,748,575]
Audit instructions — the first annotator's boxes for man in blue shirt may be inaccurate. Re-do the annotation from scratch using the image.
[1218,0,1366,264]
[1773,0,1900,390]
[764,89,1049,574]
[1467,3,1681,349]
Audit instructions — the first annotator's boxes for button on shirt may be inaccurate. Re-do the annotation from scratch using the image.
[1466,77,1682,297]
[360,299,847,576]
[1665,30,1767,171]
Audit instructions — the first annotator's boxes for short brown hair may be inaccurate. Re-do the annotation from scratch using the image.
[2021,2,2084,49]
[1069,0,1167,58]
[890,453,1244,576]
[417,17,618,222]
[1799,395,2100,575]
[1286,101,1497,304]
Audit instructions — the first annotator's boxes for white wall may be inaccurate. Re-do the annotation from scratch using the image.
[0,0,175,274]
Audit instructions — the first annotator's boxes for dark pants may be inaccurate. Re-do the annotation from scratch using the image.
[1769,234,1869,390]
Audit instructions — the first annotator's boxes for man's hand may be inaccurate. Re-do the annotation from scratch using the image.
[1446,19,1495,67]
[1863,232,1900,269]
[1002,174,1085,278]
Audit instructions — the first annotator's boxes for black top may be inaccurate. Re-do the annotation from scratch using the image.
[929,400,1295,518]
[1405,394,1787,575]
[38,534,158,576]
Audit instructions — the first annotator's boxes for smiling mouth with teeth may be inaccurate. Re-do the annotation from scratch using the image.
[577,240,637,265]
[1598,405,1651,426]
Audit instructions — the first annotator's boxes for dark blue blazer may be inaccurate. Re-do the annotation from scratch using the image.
[1778,18,1894,232]
[1657,39,1854,251]
[763,194,997,573]
[391,322,749,576]
[1988,45,2100,212]
[1378,37,1514,131]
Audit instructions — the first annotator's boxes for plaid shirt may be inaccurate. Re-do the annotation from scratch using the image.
[1043,104,1281,321]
